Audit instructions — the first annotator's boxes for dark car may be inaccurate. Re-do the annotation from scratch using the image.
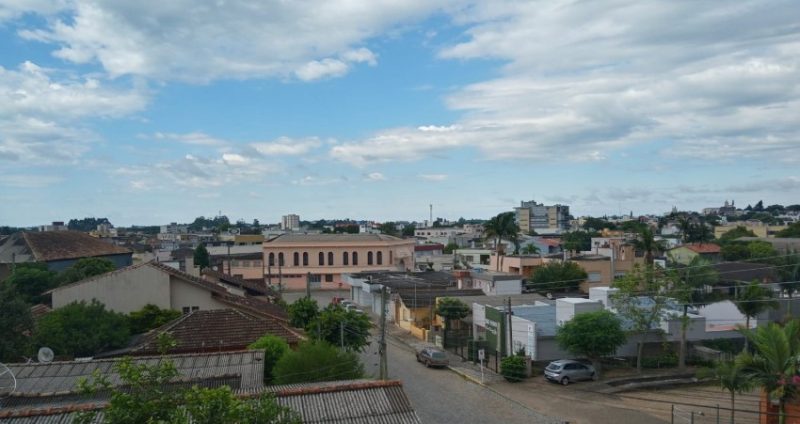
[544,359,596,385]
[416,347,449,368]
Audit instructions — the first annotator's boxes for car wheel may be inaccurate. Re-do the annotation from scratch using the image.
[560,377,569,386]
[591,372,598,381]
[416,355,421,363]
[425,360,431,368]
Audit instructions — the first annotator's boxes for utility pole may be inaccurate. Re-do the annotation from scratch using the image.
[507,297,514,356]
[306,272,311,299]
[379,285,388,380]
[340,321,345,349]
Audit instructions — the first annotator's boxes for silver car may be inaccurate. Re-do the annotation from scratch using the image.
[544,359,596,385]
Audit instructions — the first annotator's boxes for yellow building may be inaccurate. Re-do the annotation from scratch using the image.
[714,222,788,239]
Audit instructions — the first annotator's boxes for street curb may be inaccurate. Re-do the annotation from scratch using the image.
[448,366,486,386]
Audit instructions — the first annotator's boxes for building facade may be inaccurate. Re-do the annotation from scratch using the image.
[514,200,570,233]
[262,234,416,290]
[281,214,300,231]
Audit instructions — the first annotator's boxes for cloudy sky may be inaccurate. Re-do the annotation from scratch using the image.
[1,1,799,226]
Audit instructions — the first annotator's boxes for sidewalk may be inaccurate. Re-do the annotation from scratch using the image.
[386,325,505,385]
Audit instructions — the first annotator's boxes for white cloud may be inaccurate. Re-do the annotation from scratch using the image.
[330,1,800,166]
[13,1,446,82]
[418,173,447,181]
[366,172,385,181]
[0,173,63,188]
[251,137,322,156]
[153,132,228,147]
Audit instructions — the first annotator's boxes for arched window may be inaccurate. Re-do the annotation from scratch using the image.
[343,252,349,266]
[268,252,275,266]
[377,251,383,265]
[367,251,373,265]
[278,253,284,266]
[293,252,299,266]
[352,251,358,266]
[318,252,324,266]
[328,252,334,266]
[303,252,309,266]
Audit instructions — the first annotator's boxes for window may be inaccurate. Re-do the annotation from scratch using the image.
[319,252,324,266]
[368,251,373,265]
[278,252,284,266]
[377,251,383,265]
[352,251,358,265]
[343,252,349,265]
[309,274,321,283]
[293,252,299,266]
[325,274,333,282]
[588,272,602,282]
[268,253,275,266]
[303,252,309,266]
[328,252,334,266]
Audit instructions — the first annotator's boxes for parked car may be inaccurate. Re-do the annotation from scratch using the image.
[543,359,596,385]
[416,348,449,368]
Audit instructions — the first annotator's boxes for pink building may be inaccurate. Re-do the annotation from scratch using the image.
[261,234,416,291]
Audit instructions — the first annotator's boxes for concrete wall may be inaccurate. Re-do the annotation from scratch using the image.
[168,276,228,312]
[52,264,170,313]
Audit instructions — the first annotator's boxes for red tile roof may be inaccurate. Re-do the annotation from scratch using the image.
[414,244,444,252]
[682,243,721,254]
[128,309,300,355]
[22,231,131,262]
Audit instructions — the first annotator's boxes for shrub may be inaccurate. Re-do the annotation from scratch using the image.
[248,334,290,383]
[272,341,363,385]
[501,355,527,382]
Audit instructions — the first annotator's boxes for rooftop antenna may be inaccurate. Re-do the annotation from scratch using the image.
[0,362,16,398]
[37,347,54,363]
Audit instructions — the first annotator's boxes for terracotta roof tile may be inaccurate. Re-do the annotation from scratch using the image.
[682,243,721,254]
[414,244,444,252]
[21,231,131,262]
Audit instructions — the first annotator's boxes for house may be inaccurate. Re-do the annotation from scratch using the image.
[458,270,523,296]
[0,231,133,279]
[49,261,287,321]
[0,350,266,414]
[454,248,492,270]
[413,243,454,271]
[489,254,543,277]
[541,239,645,292]
[394,289,484,340]
[668,243,721,265]
[345,270,455,317]
[0,379,421,424]
[714,222,789,239]
[260,234,416,290]
[99,309,301,357]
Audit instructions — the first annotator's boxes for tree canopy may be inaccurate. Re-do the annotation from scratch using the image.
[1,263,58,304]
[58,257,116,286]
[307,305,372,351]
[248,334,290,383]
[127,304,182,334]
[435,297,470,321]
[193,243,210,270]
[0,286,34,362]
[35,300,130,358]
[562,230,594,253]
[529,261,588,292]
[556,310,625,378]
[272,341,363,385]
[776,222,800,238]
[287,297,320,329]
[378,222,399,237]
[484,212,519,256]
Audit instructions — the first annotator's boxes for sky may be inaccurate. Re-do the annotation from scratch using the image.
[1,1,799,227]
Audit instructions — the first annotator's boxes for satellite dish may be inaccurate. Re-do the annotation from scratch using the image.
[0,363,16,398]
[38,347,54,363]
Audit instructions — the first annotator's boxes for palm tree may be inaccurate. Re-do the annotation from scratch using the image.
[671,257,718,369]
[521,243,540,255]
[631,227,665,266]
[735,281,779,352]
[736,321,800,424]
[698,361,753,424]
[484,212,520,270]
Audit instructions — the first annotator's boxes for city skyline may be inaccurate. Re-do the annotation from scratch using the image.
[2,1,799,226]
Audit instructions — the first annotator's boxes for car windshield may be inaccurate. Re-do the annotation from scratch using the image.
[546,363,563,371]
[431,352,446,359]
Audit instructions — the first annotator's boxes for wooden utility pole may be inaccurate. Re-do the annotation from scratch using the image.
[379,285,388,380]
[306,272,312,299]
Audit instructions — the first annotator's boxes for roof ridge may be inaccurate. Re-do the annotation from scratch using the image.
[48,260,153,293]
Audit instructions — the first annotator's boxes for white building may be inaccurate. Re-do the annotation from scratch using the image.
[281,214,300,231]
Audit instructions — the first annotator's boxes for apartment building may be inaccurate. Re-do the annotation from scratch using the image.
[515,200,570,233]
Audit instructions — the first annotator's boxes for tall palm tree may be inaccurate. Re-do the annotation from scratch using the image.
[521,244,540,255]
[484,212,520,270]
[631,227,666,266]
[735,281,779,352]
[671,257,718,369]
[698,361,753,424]
[736,321,800,424]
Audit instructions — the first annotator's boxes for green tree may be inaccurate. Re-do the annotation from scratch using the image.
[735,282,779,352]
[248,334,290,383]
[582,217,615,232]
[556,310,625,379]
[697,361,753,424]
[484,212,520,264]
[717,226,757,242]
[776,222,800,238]
[669,257,719,369]
[58,257,116,286]
[720,242,751,261]
[401,224,416,237]
[193,243,210,270]
[562,230,593,254]
[287,297,319,329]
[612,265,672,373]
[127,304,182,334]
[2,263,58,304]
[378,222,399,237]
[307,305,372,351]
[272,341,364,384]
[631,227,665,266]
[529,261,588,292]
[521,243,540,255]
[443,242,459,254]
[76,352,300,424]
[0,286,34,362]
[435,297,470,347]
[34,300,130,358]
[736,321,800,424]
[748,241,778,261]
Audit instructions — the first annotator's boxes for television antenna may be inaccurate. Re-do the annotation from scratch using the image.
[0,362,16,398]
[37,347,54,363]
